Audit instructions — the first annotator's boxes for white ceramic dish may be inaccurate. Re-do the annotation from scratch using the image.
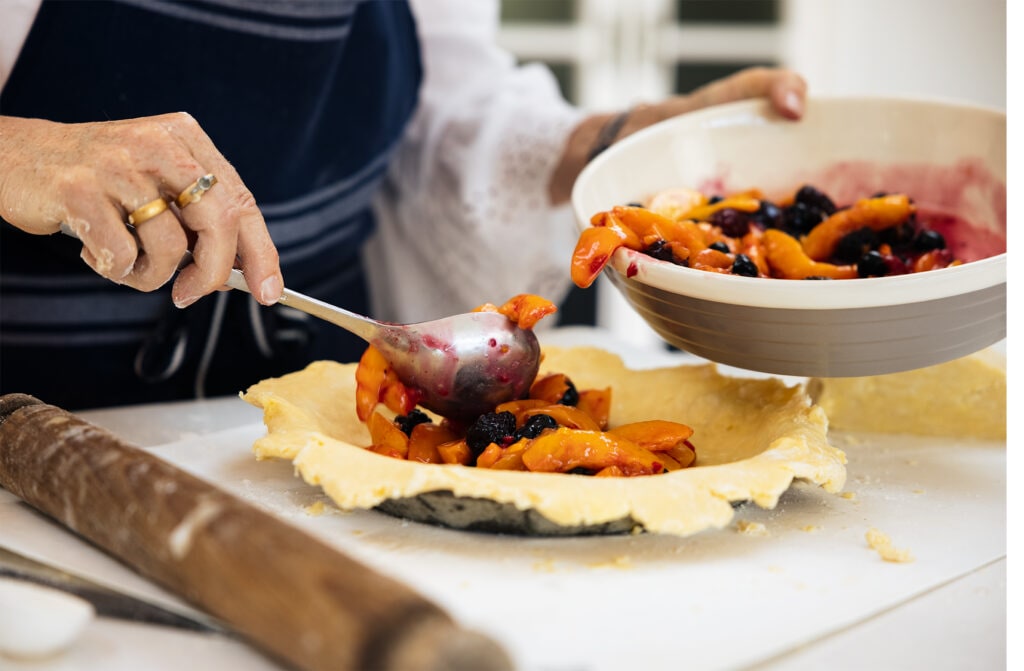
[571,96,1006,377]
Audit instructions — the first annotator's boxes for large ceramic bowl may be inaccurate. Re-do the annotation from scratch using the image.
[571,97,1006,377]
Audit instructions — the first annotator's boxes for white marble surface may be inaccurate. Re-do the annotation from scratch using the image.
[0,328,1008,671]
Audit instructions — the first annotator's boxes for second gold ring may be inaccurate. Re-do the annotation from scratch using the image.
[127,197,170,226]
[176,173,218,209]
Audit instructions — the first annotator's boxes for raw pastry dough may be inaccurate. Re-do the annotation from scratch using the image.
[241,347,846,537]
[808,349,1006,440]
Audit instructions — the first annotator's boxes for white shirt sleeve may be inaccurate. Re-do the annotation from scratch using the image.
[0,0,42,92]
[365,0,585,323]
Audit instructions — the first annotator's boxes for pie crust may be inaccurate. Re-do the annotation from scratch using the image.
[241,346,847,536]
[808,349,1006,440]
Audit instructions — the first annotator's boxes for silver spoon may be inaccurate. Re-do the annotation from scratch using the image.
[221,267,542,420]
[59,223,541,420]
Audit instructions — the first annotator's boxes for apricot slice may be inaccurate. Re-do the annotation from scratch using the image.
[607,420,694,452]
[763,229,858,279]
[521,428,665,476]
[407,423,459,464]
[576,387,612,430]
[367,411,409,460]
[801,195,914,261]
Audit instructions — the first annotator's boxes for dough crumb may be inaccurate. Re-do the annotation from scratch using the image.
[735,520,768,536]
[840,491,857,501]
[801,525,820,533]
[866,528,914,563]
[912,489,925,495]
[588,555,633,570]
[533,559,557,573]
[305,500,327,516]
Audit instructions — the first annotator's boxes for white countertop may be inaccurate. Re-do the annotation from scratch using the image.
[0,328,1008,671]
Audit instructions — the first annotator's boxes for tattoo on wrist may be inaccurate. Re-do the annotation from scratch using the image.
[586,110,631,163]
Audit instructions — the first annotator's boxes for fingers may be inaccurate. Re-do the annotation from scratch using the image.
[4,114,282,305]
[57,168,140,281]
[157,113,283,306]
[665,67,808,120]
[766,69,807,120]
[120,206,190,292]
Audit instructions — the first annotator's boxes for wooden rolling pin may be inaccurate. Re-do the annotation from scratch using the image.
[0,393,513,671]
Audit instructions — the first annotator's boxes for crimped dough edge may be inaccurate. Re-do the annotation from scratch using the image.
[241,346,846,537]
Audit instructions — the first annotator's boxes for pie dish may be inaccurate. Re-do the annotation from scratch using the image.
[241,346,847,536]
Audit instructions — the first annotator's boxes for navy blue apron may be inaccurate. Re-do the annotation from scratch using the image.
[0,0,422,409]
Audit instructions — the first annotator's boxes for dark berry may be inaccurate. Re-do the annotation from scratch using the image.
[782,202,824,236]
[749,201,782,229]
[708,241,730,253]
[394,409,432,436]
[567,467,597,476]
[708,195,724,204]
[514,414,559,441]
[644,239,676,262]
[803,276,833,280]
[857,251,889,278]
[913,229,946,251]
[794,185,837,216]
[883,254,910,275]
[732,254,759,277]
[559,379,579,406]
[833,227,879,264]
[709,208,750,237]
[466,411,517,454]
[626,201,645,208]
[878,221,916,251]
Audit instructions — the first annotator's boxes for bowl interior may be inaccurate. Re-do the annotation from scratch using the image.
[571,96,1007,310]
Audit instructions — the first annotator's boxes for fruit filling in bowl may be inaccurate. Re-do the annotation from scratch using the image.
[571,184,976,287]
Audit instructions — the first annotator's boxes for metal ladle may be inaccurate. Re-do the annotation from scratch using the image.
[60,225,541,420]
[223,267,541,420]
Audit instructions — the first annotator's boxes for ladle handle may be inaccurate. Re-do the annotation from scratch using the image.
[58,223,380,342]
[225,265,379,342]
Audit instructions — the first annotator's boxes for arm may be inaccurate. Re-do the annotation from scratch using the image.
[367,0,807,323]
[547,67,807,204]
[0,113,283,307]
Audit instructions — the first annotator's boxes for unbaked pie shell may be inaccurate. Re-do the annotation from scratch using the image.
[241,346,847,537]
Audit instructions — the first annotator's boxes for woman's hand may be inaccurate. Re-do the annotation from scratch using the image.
[549,67,808,204]
[641,66,807,123]
[0,113,283,307]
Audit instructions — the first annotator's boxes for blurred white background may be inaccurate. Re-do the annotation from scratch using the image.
[497,0,1008,345]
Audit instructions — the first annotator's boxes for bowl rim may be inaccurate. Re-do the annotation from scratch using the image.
[570,95,1007,311]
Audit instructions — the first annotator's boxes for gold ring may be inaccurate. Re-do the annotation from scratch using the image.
[127,197,169,226]
[176,173,218,209]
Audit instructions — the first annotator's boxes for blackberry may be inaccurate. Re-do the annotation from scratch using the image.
[567,467,597,476]
[803,275,833,280]
[794,185,837,216]
[913,229,946,251]
[559,379,579,406]
[782,202,824,237]
[514,414,559,441]
[709,208,750,237]
[465,411,517,454]
[749,201,783,229]
[833,227,879,264]
[732,254,759,277]
[708,195,724,204]
[708,241,730,253]
[879,221,916,251]
[394,409,432,436]
[644,239,676,263]
[857,251,889,278]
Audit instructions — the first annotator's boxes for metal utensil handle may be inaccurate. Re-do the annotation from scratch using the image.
[226,267,379,342]
[59,225,380,342]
